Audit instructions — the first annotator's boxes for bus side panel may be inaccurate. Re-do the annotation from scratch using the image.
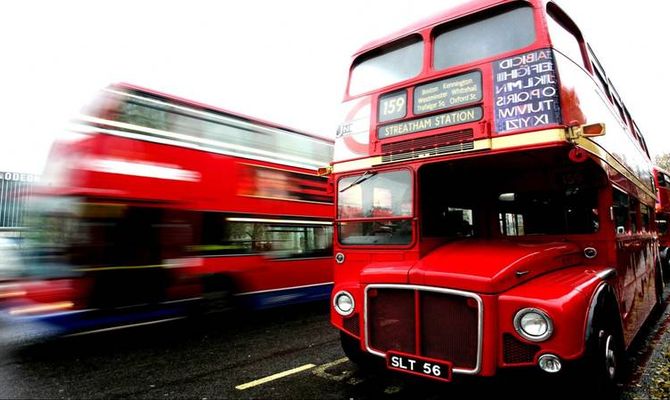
[616,237,660,346]
[199,254,333,308]
[554,50,654,203]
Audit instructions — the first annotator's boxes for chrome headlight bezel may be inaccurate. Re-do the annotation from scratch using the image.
[333,290,355,316]
[513,308,553,342]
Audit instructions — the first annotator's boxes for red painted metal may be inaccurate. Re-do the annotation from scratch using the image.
[13,84,335,321]
[330,0,659,382]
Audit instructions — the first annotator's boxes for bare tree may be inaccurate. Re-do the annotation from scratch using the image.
[655,153,670,171]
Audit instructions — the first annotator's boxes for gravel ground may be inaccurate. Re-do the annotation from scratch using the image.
[622,285,670,400]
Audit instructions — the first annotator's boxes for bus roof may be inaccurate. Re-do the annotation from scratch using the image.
[111,82,333,145]
[351,0,544,58]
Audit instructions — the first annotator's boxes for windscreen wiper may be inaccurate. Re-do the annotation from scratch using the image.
[339,170,377,193]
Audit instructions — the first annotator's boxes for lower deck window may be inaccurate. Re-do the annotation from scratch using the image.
[496,189,599,236]
[200,213,333,258]
[419,150,603,239]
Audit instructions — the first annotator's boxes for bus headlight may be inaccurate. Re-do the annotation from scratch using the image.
[333,291,355,316]
[514,308,553,342]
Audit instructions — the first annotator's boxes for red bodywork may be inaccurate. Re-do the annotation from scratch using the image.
[330,0,660,379]
[7,84,335,322]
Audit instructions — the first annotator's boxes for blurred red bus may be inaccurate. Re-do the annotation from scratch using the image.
[2,83,334,335]
[328,0,662,394]
[655,167,670,270]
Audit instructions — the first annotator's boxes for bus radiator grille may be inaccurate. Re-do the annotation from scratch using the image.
[368,289,416,354]
[367,287,480,370]
[381,129,474,163]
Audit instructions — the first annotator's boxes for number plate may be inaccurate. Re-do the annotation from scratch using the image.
[386,351,452,382]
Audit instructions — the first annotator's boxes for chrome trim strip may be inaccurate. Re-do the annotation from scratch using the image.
[194,254,332,260]
[226,217,332,225]
[364,284,483,375]
[332,128,566,173]
[233,281,334,297]
[269,256,333,262]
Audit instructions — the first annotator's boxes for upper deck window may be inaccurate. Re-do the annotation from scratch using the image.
[87,89,332,170]
[349,36,423,96]
[546,8,585,67]
[433,6,536,70]
[587,46,611,100]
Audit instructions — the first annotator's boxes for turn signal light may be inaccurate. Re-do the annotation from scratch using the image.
[582,123,606,137]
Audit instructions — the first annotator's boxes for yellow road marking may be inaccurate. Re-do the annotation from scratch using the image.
[235,364,316,390]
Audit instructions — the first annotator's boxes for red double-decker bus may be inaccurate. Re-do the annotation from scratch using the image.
[2,83,334,335]
[328,0,662,393]
[655,167,670,272]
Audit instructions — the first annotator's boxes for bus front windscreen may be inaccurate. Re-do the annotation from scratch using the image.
[337,169,412,245]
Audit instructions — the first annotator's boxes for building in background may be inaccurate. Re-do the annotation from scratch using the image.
[0,171,40,234]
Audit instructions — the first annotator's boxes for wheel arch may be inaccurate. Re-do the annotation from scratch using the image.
[584,278,622,347]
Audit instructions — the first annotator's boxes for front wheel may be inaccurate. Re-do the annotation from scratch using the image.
[578,313,625,397]
[201,274,235,314]
[340,331,383,370]
[661,247,670,280]
[656,260,666,307]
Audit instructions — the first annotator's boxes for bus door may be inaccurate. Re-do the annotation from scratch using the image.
[80,203,169,308]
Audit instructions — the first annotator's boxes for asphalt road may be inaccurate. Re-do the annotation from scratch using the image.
[0,290,668,400]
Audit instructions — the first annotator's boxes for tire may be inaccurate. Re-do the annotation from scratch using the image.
[661,247,670,279]
[201,274,235,314]
[340,331,383,370]
[579,310,625,397]
[656,260,666,307]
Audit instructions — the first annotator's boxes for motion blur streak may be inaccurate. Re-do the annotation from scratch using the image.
[9,301,74,315]
[0,290,26,299]
[85,158,201,182]
[0,83,333,340]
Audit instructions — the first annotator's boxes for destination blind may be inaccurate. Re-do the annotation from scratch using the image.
[378,107,482,139]
[493,49,562,133]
